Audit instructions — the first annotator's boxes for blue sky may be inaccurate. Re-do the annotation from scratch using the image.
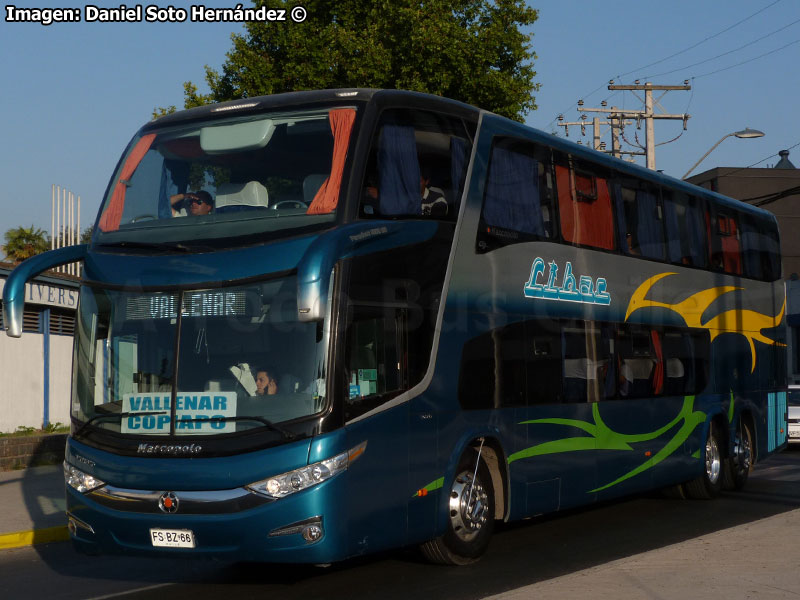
[1,0,798,239]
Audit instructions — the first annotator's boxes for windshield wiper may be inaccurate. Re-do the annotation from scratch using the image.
[180,415,298,439]
[73,411,169,438]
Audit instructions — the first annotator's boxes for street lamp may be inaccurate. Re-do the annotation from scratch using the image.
[682,128,765,179]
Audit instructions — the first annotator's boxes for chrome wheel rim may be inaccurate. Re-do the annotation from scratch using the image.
[706,434,721,484]
[734,428,752,473]
[448,470,489,543]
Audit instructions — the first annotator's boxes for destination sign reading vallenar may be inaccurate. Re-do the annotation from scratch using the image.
[121,393,237,435]
[523,257,611,305]
[125,291,248,321]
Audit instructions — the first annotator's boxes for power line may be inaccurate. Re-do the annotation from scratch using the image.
[616,0,783,79]
[642,18,800,79]
[694,37,800,79]
[544,0,787,131]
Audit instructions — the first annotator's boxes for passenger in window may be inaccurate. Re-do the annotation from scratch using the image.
[170,191,214,217]
[255,368,278,396]
[420,164,448,217]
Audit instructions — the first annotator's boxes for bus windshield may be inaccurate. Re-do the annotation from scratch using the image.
[94,106,357,247]
[71,275,328,439]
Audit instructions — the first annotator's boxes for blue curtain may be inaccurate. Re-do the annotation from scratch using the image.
[740,218,762,278]
[450,137,470,204]
[612,182,628,250]
[685,200,706,267]
[159,160,189,219]
[635,189,664,259]
[378,124,421,215]
[664,199,682,263]
[482,147,543,235]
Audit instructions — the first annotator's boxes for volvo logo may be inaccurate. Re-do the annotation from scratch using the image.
[137,443,203,455]
[159,491,179,514]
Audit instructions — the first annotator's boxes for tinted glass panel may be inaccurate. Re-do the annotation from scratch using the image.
[361,109,473,220]
[663,191,707,268]
[556,156,614,250]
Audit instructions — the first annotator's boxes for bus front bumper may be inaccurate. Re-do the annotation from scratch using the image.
[65,478,348,564]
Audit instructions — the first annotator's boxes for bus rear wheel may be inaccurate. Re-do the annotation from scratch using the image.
[685,423,723,499]
[420,449,495,565]
[722,419,753,491]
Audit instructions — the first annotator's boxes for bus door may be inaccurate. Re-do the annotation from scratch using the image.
[341,298,410,557]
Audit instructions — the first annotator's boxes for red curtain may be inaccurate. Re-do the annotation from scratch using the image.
[555,165,614,250]
[307,108,356,215]
[650,330,664,395]
[98,133,156,232]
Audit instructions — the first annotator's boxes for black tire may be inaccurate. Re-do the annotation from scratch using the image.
[685,422,723,499]
[722,419,754,491]
[661,483,687,499]
[420,448,495,565]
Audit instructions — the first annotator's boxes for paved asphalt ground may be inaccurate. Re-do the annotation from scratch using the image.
[2,452,800,599]
[0,464,68,549]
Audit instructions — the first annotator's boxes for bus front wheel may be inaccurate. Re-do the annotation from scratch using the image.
[421,449,495,565]
[685,423,723,499]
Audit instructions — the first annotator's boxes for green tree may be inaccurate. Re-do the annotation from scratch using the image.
[181,0,540,121]
[80,225,94,245]
[2,225,50,263]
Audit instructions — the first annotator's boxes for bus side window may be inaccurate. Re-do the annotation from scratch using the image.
[612,179,664,260]
[562,323,609,403]
[459,319,565,409]
[526,319,563,404]
[477,139,555,252]
[360,108,473,220]
[343,308,404,420]
[741,214,781,281]
[706,210,742,275]
[458,321,528,409]
[555,156,614,250]
[615,326,656,399]
[663,191,707,268]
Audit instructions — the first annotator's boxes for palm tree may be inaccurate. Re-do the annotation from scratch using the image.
[3,225,50,263]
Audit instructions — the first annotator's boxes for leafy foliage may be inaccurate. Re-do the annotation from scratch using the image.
[80,226,94,245]
[2,225,50,263]
[181,0,540,121]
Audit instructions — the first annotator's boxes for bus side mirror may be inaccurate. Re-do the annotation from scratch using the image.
[3,245,88,337]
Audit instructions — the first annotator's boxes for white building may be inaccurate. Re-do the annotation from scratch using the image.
[0,262,79,433]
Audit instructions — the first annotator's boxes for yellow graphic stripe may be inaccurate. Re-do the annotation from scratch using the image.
[625,273,785,372]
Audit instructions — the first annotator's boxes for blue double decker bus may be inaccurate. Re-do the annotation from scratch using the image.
[3,89,787,565]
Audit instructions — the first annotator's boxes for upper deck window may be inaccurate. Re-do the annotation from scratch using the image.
[741,214,781,281]
[477,139,555,251]
[706,209,742,275]
[613,179,664,260]
[360,109,474,221]
[555,156,614,250]
[663,191,707,268]
[95,106,357,247]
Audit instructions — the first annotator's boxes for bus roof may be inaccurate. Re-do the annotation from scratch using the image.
[142,88,481,130]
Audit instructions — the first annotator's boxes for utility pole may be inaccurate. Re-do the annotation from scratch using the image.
[604,81,691,170]
[557,111,634,158]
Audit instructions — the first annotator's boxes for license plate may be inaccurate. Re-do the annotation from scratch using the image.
[150,528,195,548]
[789,430,800,439]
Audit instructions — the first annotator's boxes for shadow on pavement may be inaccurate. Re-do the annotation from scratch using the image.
[15,449,800,599]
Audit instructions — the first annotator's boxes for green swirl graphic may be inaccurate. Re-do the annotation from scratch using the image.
[508,396,706,492]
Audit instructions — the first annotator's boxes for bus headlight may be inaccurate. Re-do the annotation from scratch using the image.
[247,441,366,500]
[63,462,106,493]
